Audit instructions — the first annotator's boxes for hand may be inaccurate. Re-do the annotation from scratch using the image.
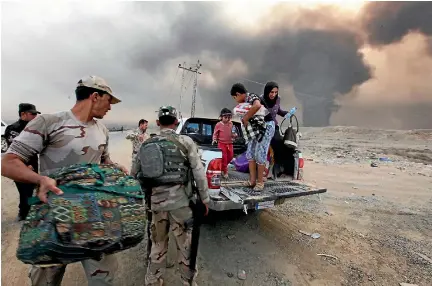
[212,140,217,145]
[241,118,248,127]
[138,134,145,143]
[37,176,63,203]
[116,163,129,174]
[27,165,34,171]
[203,203,209,216]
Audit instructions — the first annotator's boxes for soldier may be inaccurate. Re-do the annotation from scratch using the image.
[131,106,210,286]
[4,103,41,220]
[1,75,127,286]
[126,119,150,163]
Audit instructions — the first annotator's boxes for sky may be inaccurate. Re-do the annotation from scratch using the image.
[1,1,432,129]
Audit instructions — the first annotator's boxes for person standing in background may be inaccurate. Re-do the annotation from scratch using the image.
[126,119,149,167]
[4,103,40,220]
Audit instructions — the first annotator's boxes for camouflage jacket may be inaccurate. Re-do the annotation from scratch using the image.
[126,128,149,156]
[131,128,210,211]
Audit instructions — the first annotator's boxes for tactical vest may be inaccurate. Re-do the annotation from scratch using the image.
[138,134,189,186]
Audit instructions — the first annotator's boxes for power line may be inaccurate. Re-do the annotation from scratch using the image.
[168,68,179,97]
[179,60,202,118]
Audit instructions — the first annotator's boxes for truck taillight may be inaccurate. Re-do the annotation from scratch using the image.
[296,152,304,180]
[299,158,304,169]
[206,158,222,189]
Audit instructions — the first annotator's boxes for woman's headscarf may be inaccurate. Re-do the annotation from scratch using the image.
[263,81,279,108]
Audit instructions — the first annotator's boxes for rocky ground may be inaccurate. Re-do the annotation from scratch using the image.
[2,127,431,286]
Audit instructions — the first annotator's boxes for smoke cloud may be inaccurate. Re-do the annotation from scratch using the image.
[2,2,431,129]
[362,2,432,50]
[131,2,372,126]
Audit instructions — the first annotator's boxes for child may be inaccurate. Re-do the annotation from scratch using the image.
[230,83,275,191]
[213,108,236,178]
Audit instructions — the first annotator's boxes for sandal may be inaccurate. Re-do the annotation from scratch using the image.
[243,180,256,188]
[253,182,265,191]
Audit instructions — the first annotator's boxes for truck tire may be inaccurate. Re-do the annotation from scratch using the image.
[1,136,8,153]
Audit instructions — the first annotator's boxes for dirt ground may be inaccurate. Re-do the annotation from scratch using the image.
[1,127,431,286]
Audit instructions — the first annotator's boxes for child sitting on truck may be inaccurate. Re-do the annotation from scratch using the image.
[213,108,236,178]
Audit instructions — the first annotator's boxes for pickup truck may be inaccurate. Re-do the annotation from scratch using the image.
[175,117,327,214]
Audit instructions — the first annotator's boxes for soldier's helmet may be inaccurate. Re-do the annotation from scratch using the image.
[158,106,178,119]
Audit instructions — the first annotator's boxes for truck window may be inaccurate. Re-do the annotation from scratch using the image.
[185,123,199,134]
[202,124,213,136]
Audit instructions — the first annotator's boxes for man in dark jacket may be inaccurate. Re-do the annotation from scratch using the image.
[4,103,40,220]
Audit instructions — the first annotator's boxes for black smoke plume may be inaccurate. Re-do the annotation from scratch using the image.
[131,2,372,126]
[362,2,432,50]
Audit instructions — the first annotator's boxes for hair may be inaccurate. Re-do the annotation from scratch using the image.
[138,119,148,126]
[158,115,176,126]
[230,83,247,96]
[75,86,104,101]
[220,108,232,116]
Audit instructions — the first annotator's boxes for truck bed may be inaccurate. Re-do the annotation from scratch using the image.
[220,170,326,207]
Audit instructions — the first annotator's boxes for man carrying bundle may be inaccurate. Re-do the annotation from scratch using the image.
[131,106,210,286]
[1,75,127,285]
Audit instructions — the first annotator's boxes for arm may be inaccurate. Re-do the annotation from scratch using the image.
[125,131,137,141]
[243,98,262,123]
[1,116,62,202]
[277,105,289,118]
[212,123,220,142]
[184,137,210,204]
[130,154,141,178]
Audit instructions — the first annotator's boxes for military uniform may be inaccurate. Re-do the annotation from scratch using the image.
[126,128,150,166]
[131,106,209,286]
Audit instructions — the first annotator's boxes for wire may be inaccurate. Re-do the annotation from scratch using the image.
[179,71,194,115]
[168,68,179,97]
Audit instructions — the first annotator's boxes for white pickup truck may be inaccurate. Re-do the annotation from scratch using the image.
[175,117,326,214]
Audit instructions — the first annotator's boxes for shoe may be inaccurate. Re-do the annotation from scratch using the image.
[253,182,265,191]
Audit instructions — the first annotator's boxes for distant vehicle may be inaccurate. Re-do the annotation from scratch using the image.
[175,117,327,214]
[1,120,9,153]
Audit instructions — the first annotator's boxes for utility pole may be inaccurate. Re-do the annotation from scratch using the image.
[178,60,202,118]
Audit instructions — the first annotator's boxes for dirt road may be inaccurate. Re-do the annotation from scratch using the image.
[2,128,431,286]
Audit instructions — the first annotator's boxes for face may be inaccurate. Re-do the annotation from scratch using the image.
[269,87,278,100]
[21,112,38,122]
[91,92,112,119]
[139,121,148,131]
[232,92,246,103]
[222,115,231,123]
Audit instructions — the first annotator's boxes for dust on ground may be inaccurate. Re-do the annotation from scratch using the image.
[2,128,432,286]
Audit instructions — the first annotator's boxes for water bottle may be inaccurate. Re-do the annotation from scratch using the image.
[286,107,297,118]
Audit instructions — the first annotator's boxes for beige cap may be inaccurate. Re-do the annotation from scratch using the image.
[77,76,121,104]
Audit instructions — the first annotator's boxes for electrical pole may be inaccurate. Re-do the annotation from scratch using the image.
[178,60,202,118]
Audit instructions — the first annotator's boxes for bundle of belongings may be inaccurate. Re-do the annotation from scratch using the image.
[16,163,145,266]
[233,99,267,143]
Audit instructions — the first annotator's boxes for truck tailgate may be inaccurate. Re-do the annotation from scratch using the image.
[220,171,327,207]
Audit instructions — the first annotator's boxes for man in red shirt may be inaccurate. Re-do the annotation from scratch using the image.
[212,108,237,178]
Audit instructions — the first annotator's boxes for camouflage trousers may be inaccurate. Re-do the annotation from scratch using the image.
[145,206,197,286]
[28,254,118,286]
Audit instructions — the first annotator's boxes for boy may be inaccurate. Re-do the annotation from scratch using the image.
[231,83,274,191]
[212,108,236,178]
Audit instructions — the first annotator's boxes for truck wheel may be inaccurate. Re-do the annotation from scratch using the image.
[1,136,8,153]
